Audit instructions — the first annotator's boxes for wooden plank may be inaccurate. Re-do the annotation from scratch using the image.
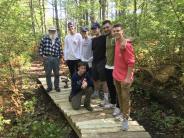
[82,131,151,138]
[70,109,113,122]
[77,119,139,127]
[49,91,70,97]
[63,113,82,138]
[80,125,145,134]
[80,124,145,132]
[50,94,70,99]
[41,84,71,90]
[52,98,69,103]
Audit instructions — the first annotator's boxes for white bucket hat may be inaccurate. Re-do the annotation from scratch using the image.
[48,26,57,31]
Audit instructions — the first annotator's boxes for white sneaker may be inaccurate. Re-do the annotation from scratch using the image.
[122,119,129,131]
[99,100,107,107]
[112,107,121,116]
[104,104,115,109]
[114,114,124,122]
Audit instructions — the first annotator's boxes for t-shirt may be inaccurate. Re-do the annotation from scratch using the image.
[64,33,82,60]
[113,40,135,81]
[92,35,106,63]
[81,37,93,67]
[71,72,93,97]
[105,35,115,69]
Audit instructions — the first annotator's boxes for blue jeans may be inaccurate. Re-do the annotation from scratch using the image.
[43,56,60,89]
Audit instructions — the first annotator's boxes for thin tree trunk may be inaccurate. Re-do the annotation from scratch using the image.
[54,0,61,37]
[64,1,68,35]
[100,0,107,20]
[42,0,46,33]
[133,0,138,36]
[85,11,89,25]
[39,0,44,34]
[90,0,95,18]
[29,0,36,38]
[52,0,55,25]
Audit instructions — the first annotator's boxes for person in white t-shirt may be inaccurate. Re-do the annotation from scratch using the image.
[64,22,83,101]
[64,22,83,76]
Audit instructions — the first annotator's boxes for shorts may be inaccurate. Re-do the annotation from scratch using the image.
[92,60,106,81]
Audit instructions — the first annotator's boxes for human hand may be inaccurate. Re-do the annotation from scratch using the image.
[81,79,88,89]
[121,77,132,88]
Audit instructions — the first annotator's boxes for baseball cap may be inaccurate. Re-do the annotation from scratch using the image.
[81,26,89,32]
[68,22,75,28]
[91,22,100,30]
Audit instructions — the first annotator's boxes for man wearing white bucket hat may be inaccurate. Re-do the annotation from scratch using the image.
[39,26,62,93]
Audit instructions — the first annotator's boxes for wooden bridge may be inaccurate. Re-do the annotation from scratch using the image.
[38,76,151,138]
[29,61,151,138]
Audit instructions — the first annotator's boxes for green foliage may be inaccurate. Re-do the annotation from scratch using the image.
[7,116,66,138]
[23,97,36,113]
[30,121,66,138]
[0,114,11,132]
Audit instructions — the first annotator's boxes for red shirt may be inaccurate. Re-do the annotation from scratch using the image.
[113,40,135,81]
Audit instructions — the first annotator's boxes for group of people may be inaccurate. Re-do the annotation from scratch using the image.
[39,19,135,131]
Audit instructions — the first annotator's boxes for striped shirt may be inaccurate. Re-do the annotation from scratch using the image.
[39,35,61,58]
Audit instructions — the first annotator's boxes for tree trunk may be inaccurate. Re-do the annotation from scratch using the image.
[133,0,138,36]
[52,0,55,25]
[29,0,36,38]
[42,0,47,33]
[54,0,61,37]
[39,0,44,34]
[99,0,107,20]
[90,0,95,18]
[64,1,68,35]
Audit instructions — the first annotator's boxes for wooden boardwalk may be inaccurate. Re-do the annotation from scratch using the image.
[38,77,151,138]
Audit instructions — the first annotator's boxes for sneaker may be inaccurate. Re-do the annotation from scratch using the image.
[55,88,61,92]
[115,114,124,122]
[122,119,129,131]
[46,88,52,93]
[104,104,115,109]
[112,107,121,116]
[91,90,99,99]
[99,100,108,107]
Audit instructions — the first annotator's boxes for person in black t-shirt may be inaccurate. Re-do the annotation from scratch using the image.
[91,23,110,107]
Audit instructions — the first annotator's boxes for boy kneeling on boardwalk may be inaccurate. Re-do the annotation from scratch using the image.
[71,62,93,111]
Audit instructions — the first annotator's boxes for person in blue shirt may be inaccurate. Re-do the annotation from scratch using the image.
[71,62,93,111]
